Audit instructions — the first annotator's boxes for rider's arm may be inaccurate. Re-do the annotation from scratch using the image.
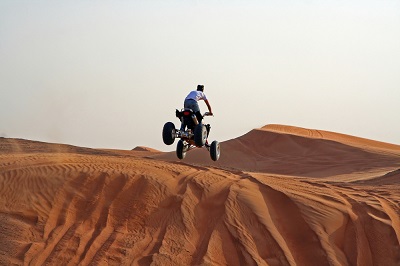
[204,99,213,115]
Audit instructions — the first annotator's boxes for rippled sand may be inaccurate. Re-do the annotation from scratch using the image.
[1,125,399,265]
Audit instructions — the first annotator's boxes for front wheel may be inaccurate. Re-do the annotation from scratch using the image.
[176,139,188,160]
[210,141,220,161]
[162,122,176,145]
[194,124,207,147]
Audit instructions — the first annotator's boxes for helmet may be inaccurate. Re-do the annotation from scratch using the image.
[197,84,204,91]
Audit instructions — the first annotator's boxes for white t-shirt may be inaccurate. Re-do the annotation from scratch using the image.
[185,91,207,102]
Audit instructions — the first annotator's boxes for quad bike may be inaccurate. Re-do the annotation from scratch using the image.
[162,109,220,161]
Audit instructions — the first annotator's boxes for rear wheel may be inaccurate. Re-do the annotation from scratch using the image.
[176,139,187,159]
[162,122,176,145]
[210,141,220,161]
[194,124,207,147]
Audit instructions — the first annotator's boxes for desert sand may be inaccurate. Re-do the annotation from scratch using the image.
[0,124,399,265]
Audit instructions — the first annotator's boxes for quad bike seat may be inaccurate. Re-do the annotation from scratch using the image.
[176,108,203,130]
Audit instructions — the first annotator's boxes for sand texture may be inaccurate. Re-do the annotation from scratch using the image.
[1,125,399,265]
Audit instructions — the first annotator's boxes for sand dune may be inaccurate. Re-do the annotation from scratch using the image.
[154,124,400,178]
[0,125,399,265]
[132,146,161,153]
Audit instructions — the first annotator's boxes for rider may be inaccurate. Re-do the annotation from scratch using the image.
[180,84,213,130]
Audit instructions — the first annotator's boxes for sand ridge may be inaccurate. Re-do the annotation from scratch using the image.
[0,125,399,265]
[261,124,400,154]
[154,124,400,178]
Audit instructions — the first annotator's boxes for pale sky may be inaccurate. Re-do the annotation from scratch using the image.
[1,1,399,151]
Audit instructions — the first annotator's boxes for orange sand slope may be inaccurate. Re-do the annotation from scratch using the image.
[1,125,400,265]
[154,124,400,179]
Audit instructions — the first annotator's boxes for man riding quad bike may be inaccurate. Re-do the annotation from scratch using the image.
[162,85,221,161]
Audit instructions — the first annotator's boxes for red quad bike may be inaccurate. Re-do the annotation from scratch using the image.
[162,109,221,161]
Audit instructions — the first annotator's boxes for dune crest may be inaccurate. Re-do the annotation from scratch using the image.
[1,125,400,265]
[261,124,400,153]
[132,146,161,153]
[154,124,400,178]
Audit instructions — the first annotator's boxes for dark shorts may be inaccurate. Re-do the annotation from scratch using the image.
[184,99,200,113]
[183,99,203,126]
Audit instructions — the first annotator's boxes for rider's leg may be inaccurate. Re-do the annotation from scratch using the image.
[184,99,201,126]
[195,111,203,124]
